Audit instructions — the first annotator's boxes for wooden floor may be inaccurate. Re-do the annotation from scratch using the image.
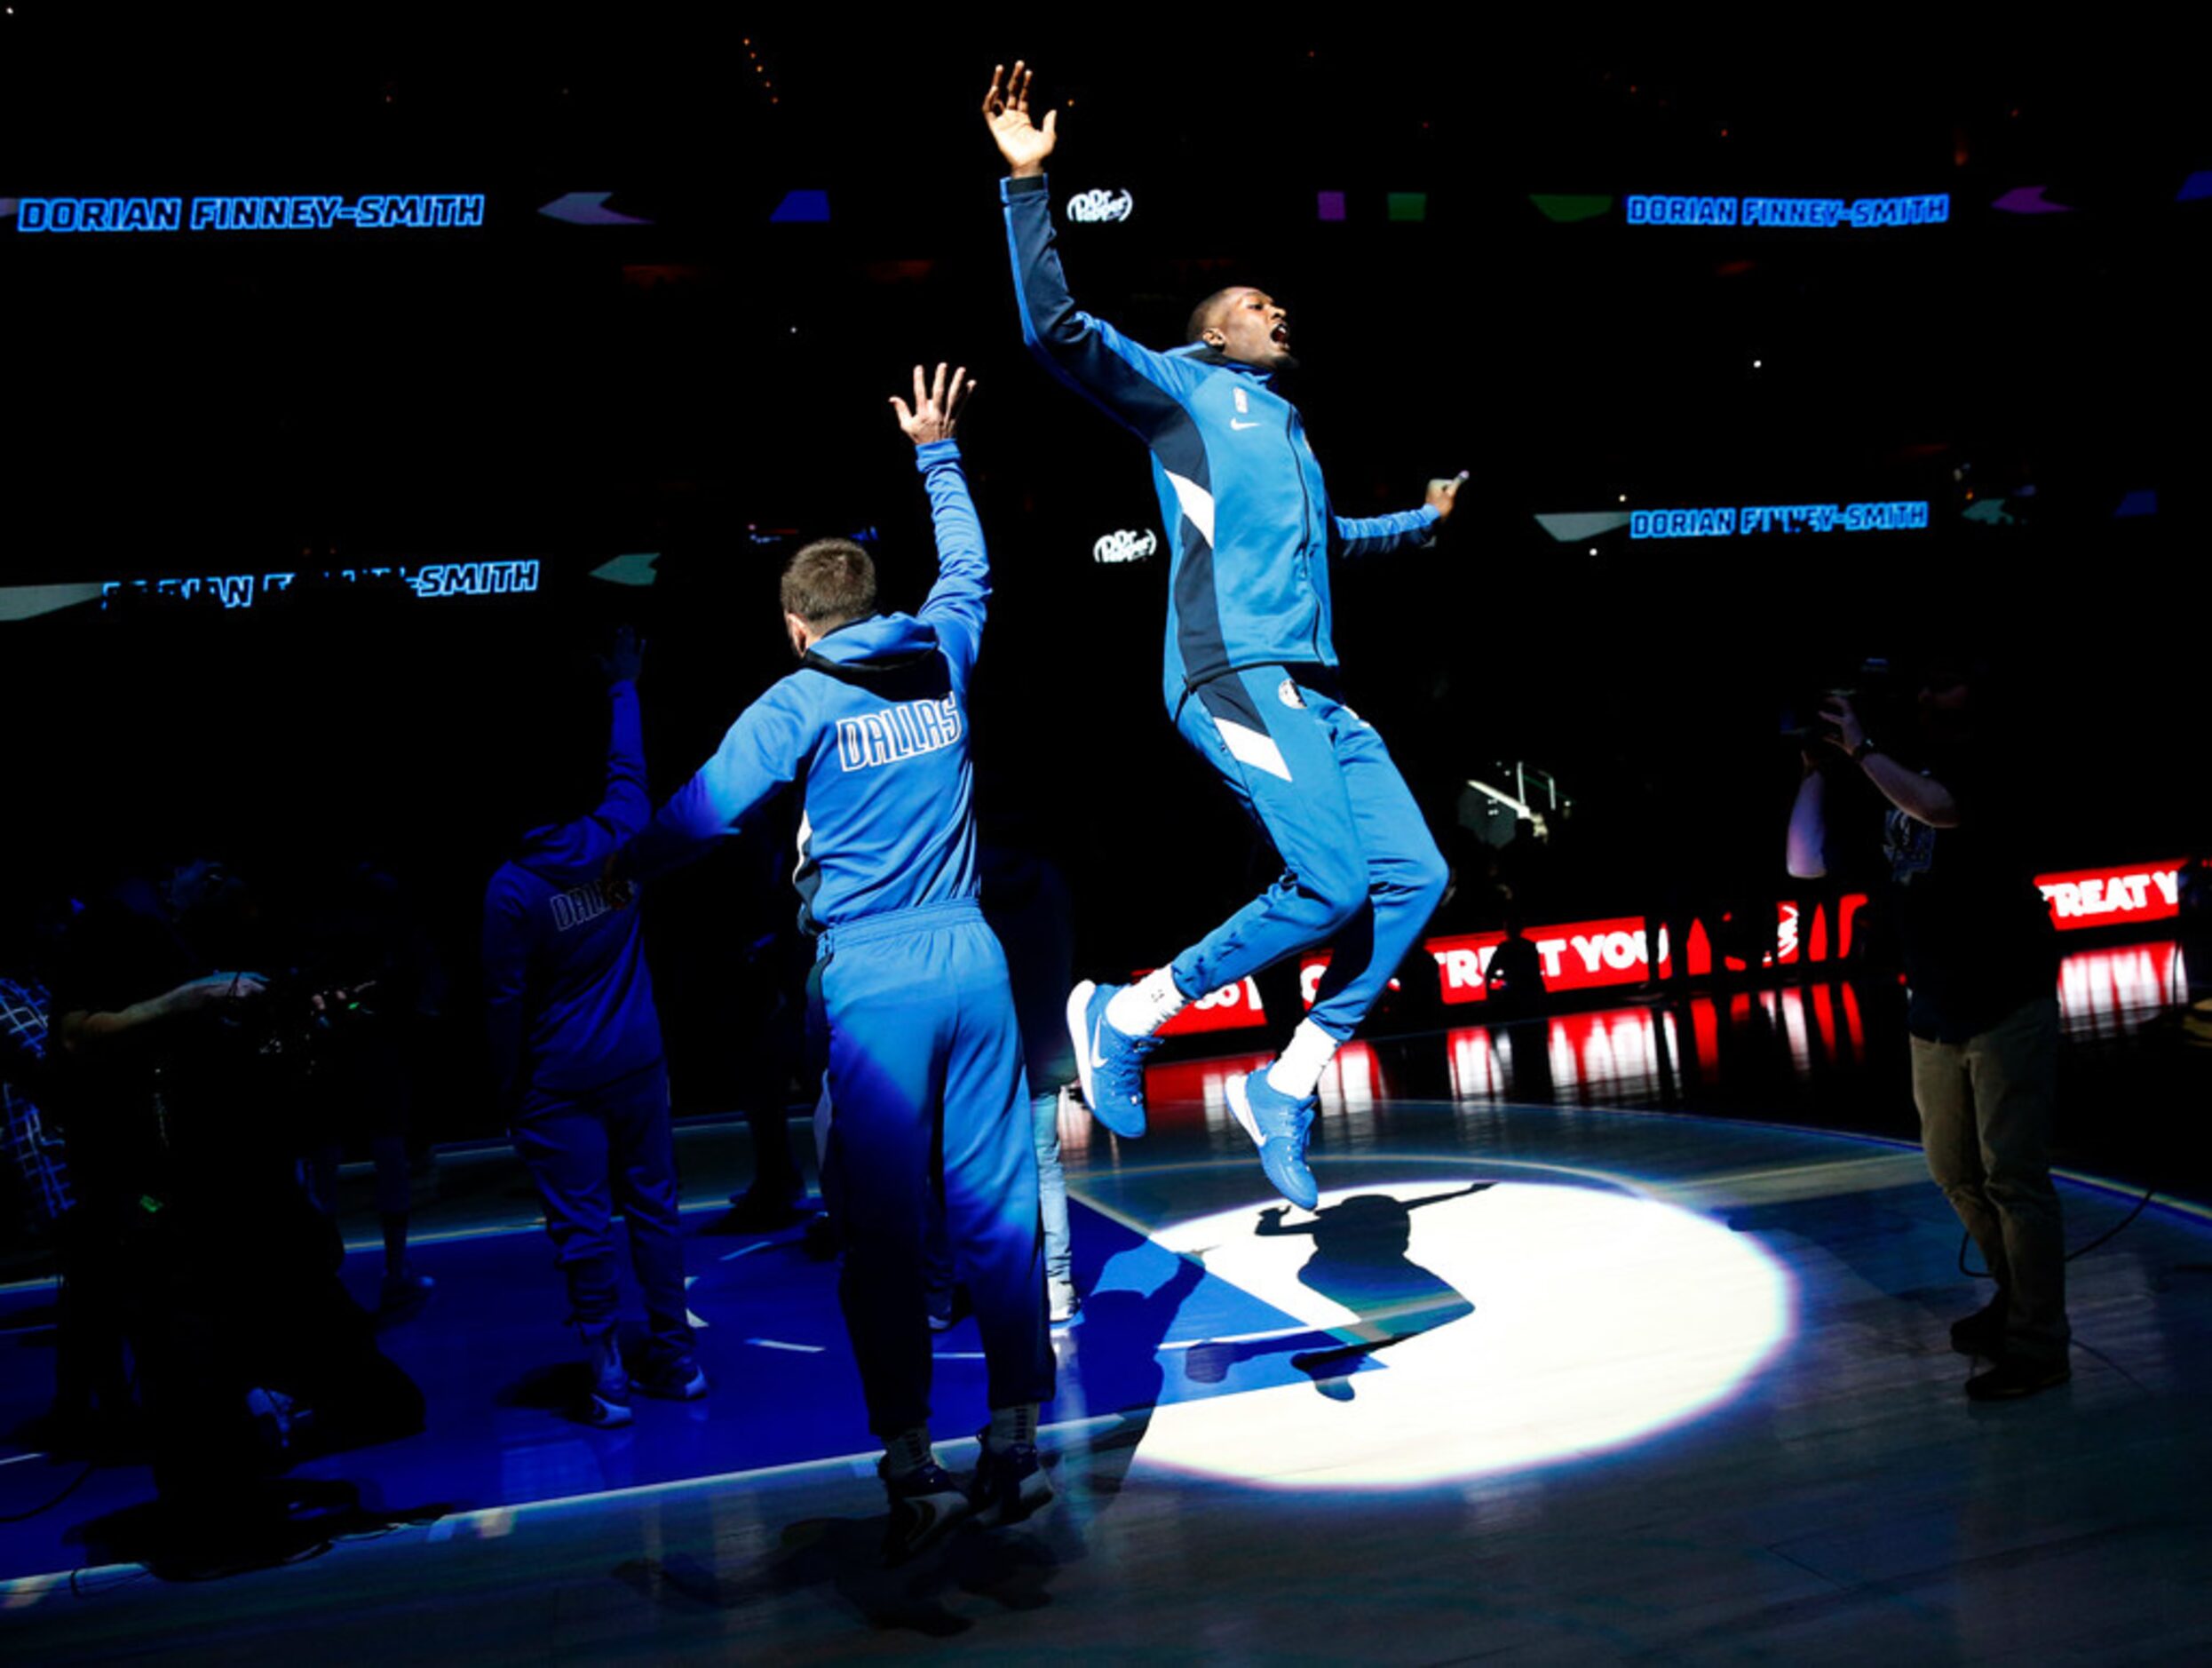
[7,1047,2212,1664]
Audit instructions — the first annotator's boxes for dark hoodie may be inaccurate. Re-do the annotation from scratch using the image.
[481,679,661,1112]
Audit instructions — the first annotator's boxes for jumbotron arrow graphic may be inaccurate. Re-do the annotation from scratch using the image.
[537,192,652,226]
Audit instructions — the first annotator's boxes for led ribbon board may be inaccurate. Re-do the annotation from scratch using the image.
[1631,503,1929,539]
[1426,917,1668,1004]
[1153,975,1268,1037]
[1140,858,2180,1034]
[13,195,486,234]
[102,561,540,608]
[2037,861,2184,931]
[1623,195,1948,228]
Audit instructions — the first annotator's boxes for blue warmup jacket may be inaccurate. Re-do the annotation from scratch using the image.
[483,679,663,1111]
[1001,172,1439,714]
[622,441,986,925]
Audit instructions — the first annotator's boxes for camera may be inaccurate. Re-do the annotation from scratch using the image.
[215,970,379,1072]
[1782,657,1904,751]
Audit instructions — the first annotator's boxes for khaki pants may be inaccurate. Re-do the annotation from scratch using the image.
[1910,996,2069,1364]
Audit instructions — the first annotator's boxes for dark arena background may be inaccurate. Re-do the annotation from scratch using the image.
[3,18,2208,1661]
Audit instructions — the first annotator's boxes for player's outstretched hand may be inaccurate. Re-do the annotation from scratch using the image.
[982,60,1056,176]
[1426,471,1470,520]
[891,362,972,446]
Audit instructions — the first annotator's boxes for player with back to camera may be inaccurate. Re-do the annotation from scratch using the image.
[610,366,1053,1563]
[982,60,1464,1211]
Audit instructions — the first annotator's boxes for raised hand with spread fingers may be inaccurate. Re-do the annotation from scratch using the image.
[981,60,1056,178]
[890,362,972,447]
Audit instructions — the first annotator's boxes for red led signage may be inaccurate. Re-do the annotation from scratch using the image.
[2036,862,2184,933]
[1796,894,1867,964]
[1146,973,1269,1037]
[1129,862,2179,1044]
[1429,915,1670,1005]
[1296,954,1400,1010]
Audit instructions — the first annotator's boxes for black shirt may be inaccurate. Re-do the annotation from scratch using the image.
[44,888,287,1210]
[1879,743,2057,1043]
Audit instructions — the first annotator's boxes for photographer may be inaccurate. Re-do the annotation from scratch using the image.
[1786,660,2067,1399]
[45,856,424,1546]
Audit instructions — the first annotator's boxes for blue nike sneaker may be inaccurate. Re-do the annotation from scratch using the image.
[1066,981,1159,1139]
[1226,1068,1319,1210]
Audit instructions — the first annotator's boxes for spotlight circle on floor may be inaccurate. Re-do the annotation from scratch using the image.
[1135,1179,1794,1490]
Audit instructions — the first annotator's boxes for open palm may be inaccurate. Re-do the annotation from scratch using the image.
[890,362,972,446]
[982,60,1057,175]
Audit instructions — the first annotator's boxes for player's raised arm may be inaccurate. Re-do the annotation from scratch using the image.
[589,625,652,837]
[896,363,989,678]
[985,60,1193,433]
[480,882,531,1116]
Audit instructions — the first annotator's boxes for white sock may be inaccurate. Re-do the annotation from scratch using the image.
[1106,967,1187,1037]
[1266,1019,1342,1100]
[986,1403,1038,1453]
[882,1426,934,1480]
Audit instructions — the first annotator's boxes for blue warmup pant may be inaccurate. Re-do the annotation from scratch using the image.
[1170,667,1450,1042]
[815,899,1052,1438]
[510,1060,693,1362]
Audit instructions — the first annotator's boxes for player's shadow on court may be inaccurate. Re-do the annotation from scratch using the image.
[1182,1184,1489,1400]
[724,1261,1212,1631]
[733,1246,1212,1628]
[1035,1251,1209,1517]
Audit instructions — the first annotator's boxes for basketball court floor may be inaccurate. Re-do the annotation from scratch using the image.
[4,944,2208,1663]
